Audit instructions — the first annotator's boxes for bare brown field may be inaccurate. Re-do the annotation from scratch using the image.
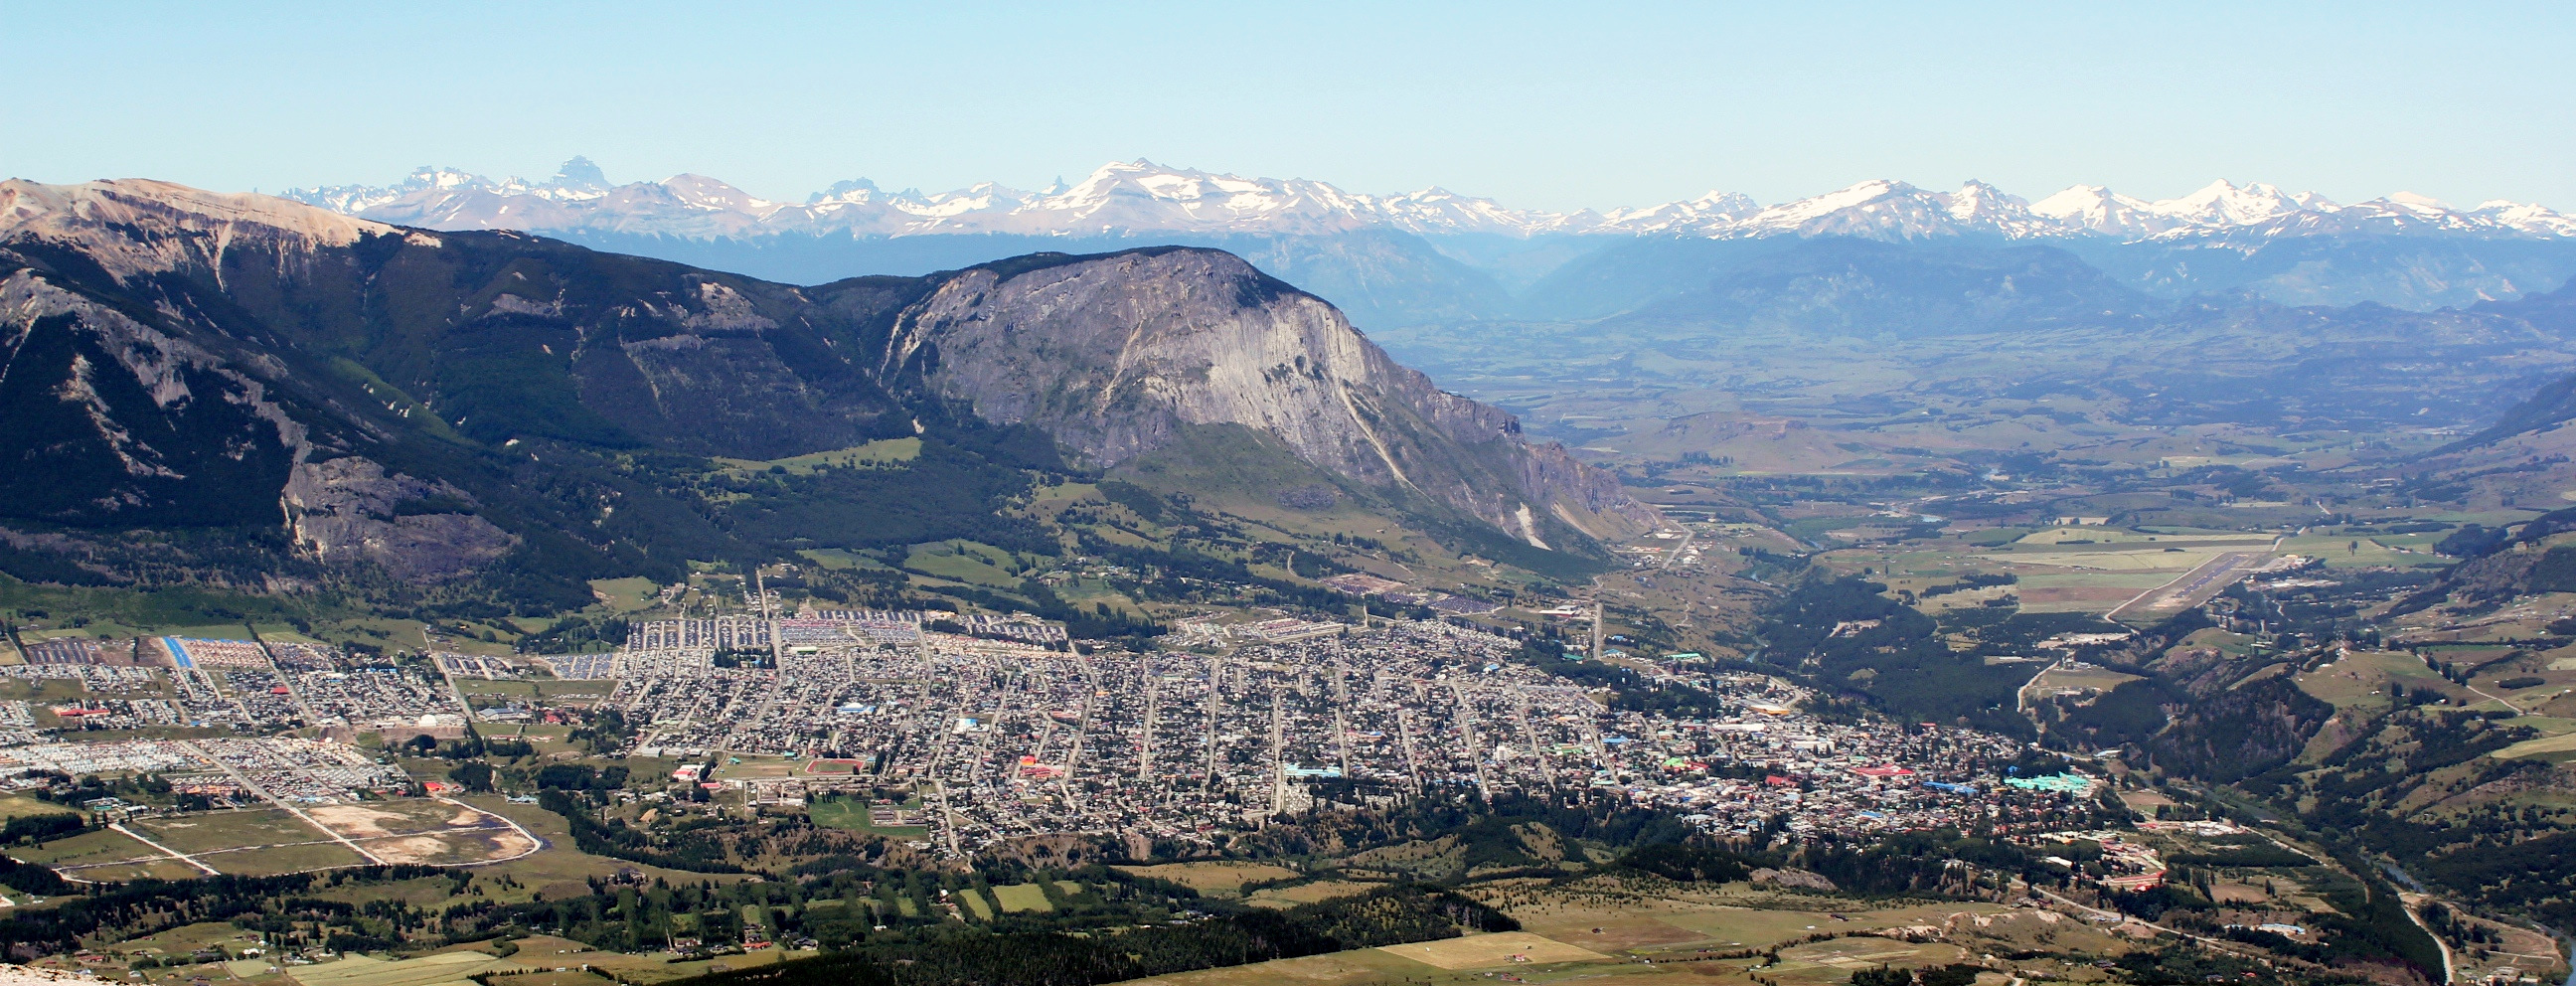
[1110,948,1438,986]
[1375,931,1610,969]
[307,800,489,838]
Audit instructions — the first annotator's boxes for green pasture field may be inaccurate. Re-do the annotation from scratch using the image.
[2278,533,2448,570]
[130,808,329,855]
[2019,527,2267,546]
[989,883,1053,912]
[196,841,371,875]
[16,826,164,869]
[795,549,893,572]
[903,541,1026,587]
[710,754,800,779]
[713,438,920,476]
[2030,663,2144,695]
[587,577,660,612]
[1987,541,2237,572]
[413,795,751,905]
[0,678,93,703]
[805,797,927,839]
[2174,626,2262,658]
[2009,570,2173,614]
[2295,650,2456,712]
[110,916,262,951]
[0,575,363,643]
[286,950,498,986]
[0,795,78,821]
[310,617,431,654]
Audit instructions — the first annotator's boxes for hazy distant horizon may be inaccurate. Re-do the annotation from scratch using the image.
[255,155,2571,219]
[14,2,2575,212]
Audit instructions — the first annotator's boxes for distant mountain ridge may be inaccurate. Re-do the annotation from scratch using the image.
[262,160,2576,327]
[284,158,2576,244]
[0,178,1648,595]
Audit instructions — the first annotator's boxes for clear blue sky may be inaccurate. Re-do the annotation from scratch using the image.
[13,1,2573,211]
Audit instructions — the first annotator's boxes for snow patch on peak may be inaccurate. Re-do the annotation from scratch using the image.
[274,160,2576,246]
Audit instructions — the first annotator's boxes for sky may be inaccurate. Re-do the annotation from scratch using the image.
[11,1,2575,212]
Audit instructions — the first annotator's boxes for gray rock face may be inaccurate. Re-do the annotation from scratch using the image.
[1749,867,1839,892]
[279,457,517,582]
[0,269,308,527]
[878,248,1658,547]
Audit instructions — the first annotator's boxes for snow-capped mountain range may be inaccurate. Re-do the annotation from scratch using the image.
[282,157,2576,244]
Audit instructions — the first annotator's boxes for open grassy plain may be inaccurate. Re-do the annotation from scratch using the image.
[1112,861,1303,898]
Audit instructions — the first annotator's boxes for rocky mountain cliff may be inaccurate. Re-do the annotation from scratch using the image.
[0,179,1649,591]
[869,247,1654,547]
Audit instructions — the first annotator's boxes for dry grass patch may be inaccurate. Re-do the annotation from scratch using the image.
[1375,931,1611,970]
[1111,947,1437,986]
[1246,880,1380,908]
[286,951,496,986]
[1112,862,1301,897]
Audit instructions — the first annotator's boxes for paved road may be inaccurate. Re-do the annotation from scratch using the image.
[2014,657,2068,714]
[2397,888,2460,984]
[1450,683,1494,803]
[1267,691,1288,815]
[420,622,482,723]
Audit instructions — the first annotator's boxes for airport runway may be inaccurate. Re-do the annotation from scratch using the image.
[2106,541,2282,622]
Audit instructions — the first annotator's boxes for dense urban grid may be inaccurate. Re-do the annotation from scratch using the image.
[576,613,2067,857]
[1,610,2076,861]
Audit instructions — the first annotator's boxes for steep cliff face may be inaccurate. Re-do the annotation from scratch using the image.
[0,269,308,527]
[279,457,517,581]
[874,248,1658,546]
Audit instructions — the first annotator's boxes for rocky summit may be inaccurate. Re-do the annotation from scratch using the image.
[873,247,1655,548]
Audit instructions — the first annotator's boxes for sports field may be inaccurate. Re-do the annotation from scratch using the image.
[807,797,928,839]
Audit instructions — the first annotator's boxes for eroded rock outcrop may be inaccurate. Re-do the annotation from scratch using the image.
[878,248,1658,548]
[280,456,516,581]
